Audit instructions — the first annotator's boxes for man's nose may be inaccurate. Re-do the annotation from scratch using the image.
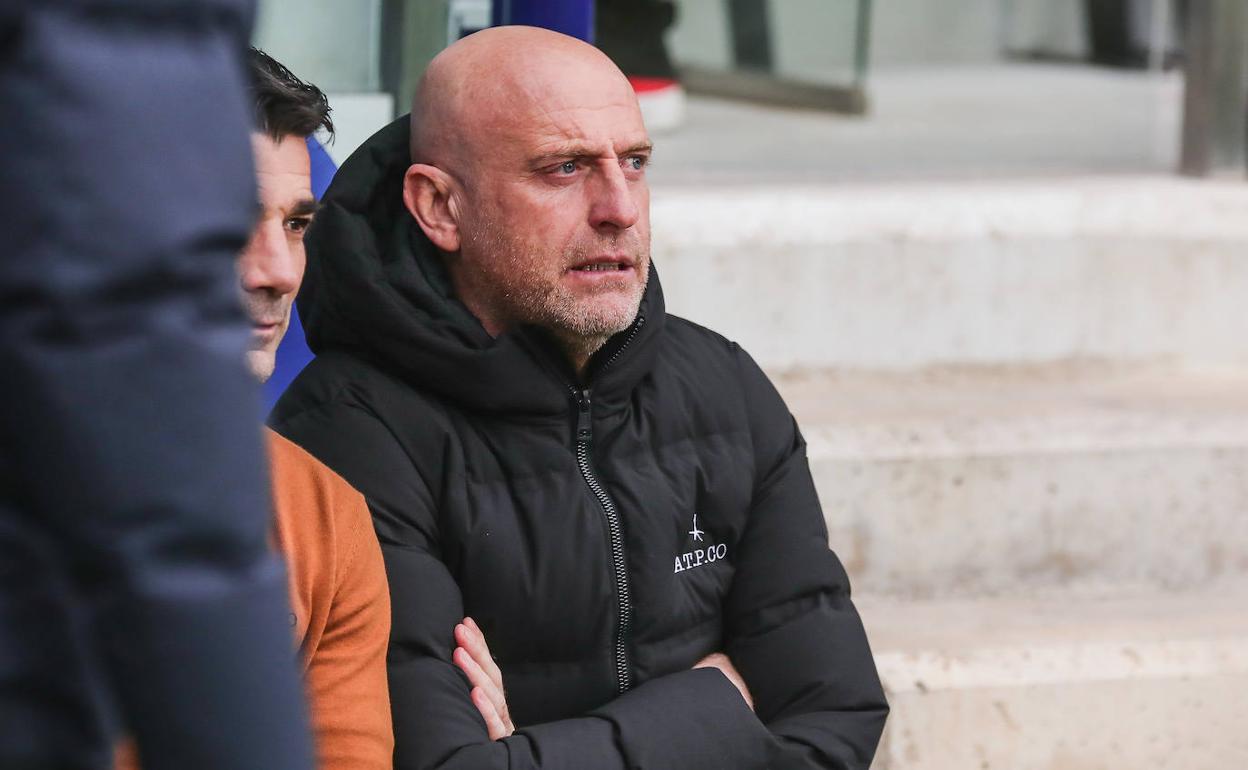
[588,162,641,232]
[239,222,300,295]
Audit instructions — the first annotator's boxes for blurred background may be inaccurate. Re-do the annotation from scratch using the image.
[256,2,1248,768]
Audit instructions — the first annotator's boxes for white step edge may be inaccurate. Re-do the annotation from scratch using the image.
[775,366,1248,597]
[859,587,1248,770]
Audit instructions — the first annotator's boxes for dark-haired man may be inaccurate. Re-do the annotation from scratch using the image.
[117,49,393,770]
[239,48,393,770]
[275,26,886,770]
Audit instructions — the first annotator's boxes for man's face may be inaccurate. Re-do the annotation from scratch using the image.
[239,133,315,382]
[449,64,652,341]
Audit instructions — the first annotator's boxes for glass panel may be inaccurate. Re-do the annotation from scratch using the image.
[253,0,383,93]
[644,0,1187,184]
[666,0,868,88]
[666,0,733,71]
[769,0,861,86]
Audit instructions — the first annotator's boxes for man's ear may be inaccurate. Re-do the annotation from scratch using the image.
[403,163,461,252]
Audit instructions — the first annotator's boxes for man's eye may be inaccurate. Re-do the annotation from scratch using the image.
[558,161,577,175]
[625,156,647,171]
[285,217,313,234]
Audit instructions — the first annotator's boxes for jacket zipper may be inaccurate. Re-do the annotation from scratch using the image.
[572,387,633,693]
[598,314,646,373]
[568,313,646,694]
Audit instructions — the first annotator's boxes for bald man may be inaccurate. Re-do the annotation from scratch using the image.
[272,26,888,770]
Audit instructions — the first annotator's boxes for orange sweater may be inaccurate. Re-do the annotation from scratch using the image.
[118,429,393,769]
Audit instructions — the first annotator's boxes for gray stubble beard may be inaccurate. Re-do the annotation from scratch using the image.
[460,216,650,361]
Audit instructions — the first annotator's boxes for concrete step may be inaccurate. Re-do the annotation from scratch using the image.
[652,176,1248,372]
[859,586,1248,770]
[773,364,1248,598]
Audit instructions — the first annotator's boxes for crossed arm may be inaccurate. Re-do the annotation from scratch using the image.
[452,617,754,741]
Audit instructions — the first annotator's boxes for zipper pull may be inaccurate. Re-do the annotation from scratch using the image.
[576,389,593,443]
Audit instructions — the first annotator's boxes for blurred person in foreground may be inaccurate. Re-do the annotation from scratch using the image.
[273,25,888,770]
[113,48,394,770]
[0,2,314,768]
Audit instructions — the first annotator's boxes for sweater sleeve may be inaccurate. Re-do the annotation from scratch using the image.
[724,347,889,770]
[274,400,775,770]
[306,481,394,770]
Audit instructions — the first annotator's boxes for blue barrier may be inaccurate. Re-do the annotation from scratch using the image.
[492,0,594,42]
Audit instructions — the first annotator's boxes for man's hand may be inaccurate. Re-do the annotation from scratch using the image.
[453,617,515,740]
[694,652,755,711]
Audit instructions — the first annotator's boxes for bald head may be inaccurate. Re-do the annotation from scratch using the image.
[401,26,652,372]
[410,26,637,167]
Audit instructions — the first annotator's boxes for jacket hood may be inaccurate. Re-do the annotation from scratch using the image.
[297,115,666,416]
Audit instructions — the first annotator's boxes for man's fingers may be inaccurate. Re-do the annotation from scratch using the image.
[459,618,505,689]
[454,646,505,714]
[456,619,514,729]
[454,644,511,725]
[452,645,491,693]
[454,622,493,682]
[471,686,511,741]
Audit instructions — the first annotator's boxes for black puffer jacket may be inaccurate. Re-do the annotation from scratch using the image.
[271,117,887,770]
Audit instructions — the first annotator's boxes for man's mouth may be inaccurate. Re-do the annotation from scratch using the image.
[249,318,284,343]
[569,257,634,273]
[243,296,289,343]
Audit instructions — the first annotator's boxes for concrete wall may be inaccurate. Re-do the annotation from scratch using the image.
[651,178,1248,371]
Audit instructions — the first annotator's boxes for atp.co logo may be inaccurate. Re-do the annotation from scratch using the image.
[674,513,727,574]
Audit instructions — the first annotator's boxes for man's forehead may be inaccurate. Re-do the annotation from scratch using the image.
[528,132,652,160]
[252,133,313,207]
[451,50,638,137]
[487,96,648,157]
[253,133,310,170]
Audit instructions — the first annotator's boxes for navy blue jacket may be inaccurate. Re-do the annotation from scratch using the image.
[0,2,312,767]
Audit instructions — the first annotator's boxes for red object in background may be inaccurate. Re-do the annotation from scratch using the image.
[628,76,679,94]
[627,75,686,133]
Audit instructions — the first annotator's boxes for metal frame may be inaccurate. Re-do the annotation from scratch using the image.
[1180,0,1248,176]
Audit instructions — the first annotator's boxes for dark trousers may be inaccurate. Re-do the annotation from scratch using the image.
[0,2,313,767]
